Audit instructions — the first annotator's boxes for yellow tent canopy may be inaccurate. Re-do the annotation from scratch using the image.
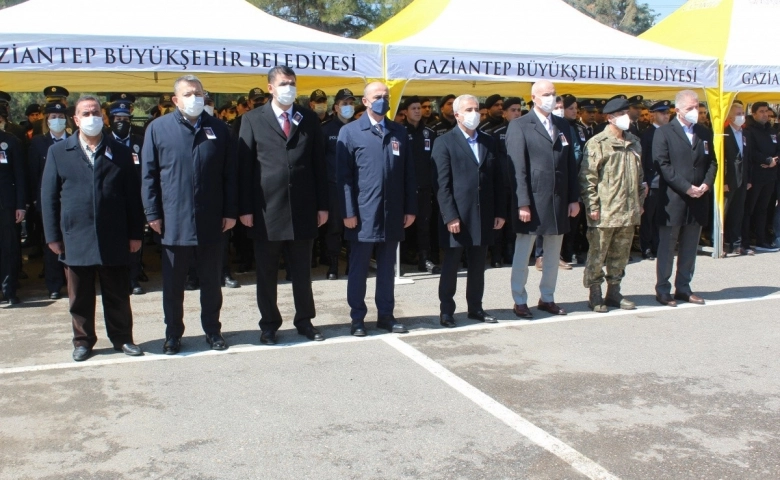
[642,0,780,256]
[0,0,382,94]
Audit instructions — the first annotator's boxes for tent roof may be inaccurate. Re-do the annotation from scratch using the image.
[641,0,780,96]
[363,0,718,94]
[0,0,382,93]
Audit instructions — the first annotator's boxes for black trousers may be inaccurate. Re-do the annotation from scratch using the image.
[724,183,748,248]
[742,180,775,248]
[254,239,316,332]
[162,244,223,338]
[0,208,19,298]
[640,189,660,254]
[416,187,433,253]
[129,243,143,283]
[67,264,133,348]
[561,202,585,261]
[232,222,254,267]
[439,245,488,315]
[655,225,701,297]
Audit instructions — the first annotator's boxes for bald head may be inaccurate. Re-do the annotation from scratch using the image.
[364,82,388,100]
[531,80,554,97]
[363,81,390,121]
[531,80,556,115]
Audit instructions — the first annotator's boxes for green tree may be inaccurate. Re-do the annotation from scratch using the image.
[248,0,412,38]
[564,0,657,36]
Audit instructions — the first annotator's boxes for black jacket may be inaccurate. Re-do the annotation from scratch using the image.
[724,124,750,191]
[744,121,779,185]
[641,125,660,189]
[404,120,437,190]
[142,110,238,246]
[0,131,26,212]
[41,135,144,266]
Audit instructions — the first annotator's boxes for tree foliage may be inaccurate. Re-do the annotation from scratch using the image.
[564,0,658,36]
[248,0,413,38]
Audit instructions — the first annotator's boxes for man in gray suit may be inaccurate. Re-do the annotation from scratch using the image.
[506,80,580,318]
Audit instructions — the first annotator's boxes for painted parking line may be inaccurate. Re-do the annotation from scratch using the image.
[1,293,779,376]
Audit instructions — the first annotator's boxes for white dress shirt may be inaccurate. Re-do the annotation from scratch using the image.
[534,108,554,139]
[677,116,694,143]
[271,102,294,130]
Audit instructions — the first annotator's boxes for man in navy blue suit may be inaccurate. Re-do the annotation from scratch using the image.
[336,82,417,336]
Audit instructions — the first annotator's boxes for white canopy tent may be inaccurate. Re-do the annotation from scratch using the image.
[0,0,383,93]
[721,1,780,95]
[365,0,719,98]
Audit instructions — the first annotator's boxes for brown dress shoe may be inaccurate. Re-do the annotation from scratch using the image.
[513,304,533,319]
[558,259,572,270]
[655,294,677,307]
[674,292,705,305]
[537,300,567,315]
[535,257,543,271]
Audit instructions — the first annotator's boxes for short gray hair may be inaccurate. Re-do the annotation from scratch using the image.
[74,95,101,114]
[453,94,478,114]
[675,89,698,107]
[173,75,203,95]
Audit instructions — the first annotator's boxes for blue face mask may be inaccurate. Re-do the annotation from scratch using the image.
[370,97,390,116]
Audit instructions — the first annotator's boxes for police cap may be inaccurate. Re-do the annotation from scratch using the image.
[248,87,265,101]
[603,97,630,115]
[310,89,327,102]
[649,100,672,112]
[109,93,136,103]
[43,86,69,98]
[335,88,355,102]
[159,94,174,107]
[628,95,644,107]
[109,101,132,116]
[579,98,598,111]
[44,102,67,115]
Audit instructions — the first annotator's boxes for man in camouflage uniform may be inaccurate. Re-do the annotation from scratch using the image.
[579,97,646,312]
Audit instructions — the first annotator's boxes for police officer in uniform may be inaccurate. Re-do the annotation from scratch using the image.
[431,94,457,137]
[31,86,73,136]
[561,94,587,264]
[639,100,672,259]
[321,88,356,279]
[310,89,332,124]
[577,99,598,139]
[489,97,524,267]
[0,121,26,304]
[402,95,440,274]
[477,94,504,133]
[109,93,144,137]
[627,95,646,137]
[108,101,147,295]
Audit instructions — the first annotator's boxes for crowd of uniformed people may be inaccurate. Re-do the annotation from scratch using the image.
[0,70,778,361]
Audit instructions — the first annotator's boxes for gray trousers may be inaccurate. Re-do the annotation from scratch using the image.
[655,225,701,297]
[511,233,563,305]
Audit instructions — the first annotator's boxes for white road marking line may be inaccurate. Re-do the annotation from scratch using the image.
[2,293,779,376]
[383,335,620,480]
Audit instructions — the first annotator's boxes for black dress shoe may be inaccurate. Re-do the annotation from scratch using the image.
[222,274,240,288]
[491,261,502,268]
[439,314,456,328]
[130,281,145,295]
[163,337,181,354]
[49,292,61,300]
[260,331,277,345]
[468,310,498,323]
[72,346,92,362]
[376,317,408,333]
[6,296,20,305]
[184,279,199,291]
[351,323,367,337]
[206,333,228,350]
[655,294,677,307]
[114,343,143,356]
[642,249,656,260]
[297,326,324,341]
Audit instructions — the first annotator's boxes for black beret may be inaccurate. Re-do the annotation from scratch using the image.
[109,93,136,103]
[561,94,577,109]
[402,96,421,110]
[484,94,502,109]
[603,97,630,115]
[479,102,486,110]
[25,104,41,116]
[628,95,644,106]
[439,94,456,107]
[44,102,66,114]
[0,91,11,104]
[503,97,523,109]
[649,100,672,112]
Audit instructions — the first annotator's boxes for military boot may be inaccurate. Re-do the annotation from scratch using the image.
[588,285,608,313]
[605,284,635,310]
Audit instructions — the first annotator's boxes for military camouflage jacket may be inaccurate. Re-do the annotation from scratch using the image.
[579,128,646,228]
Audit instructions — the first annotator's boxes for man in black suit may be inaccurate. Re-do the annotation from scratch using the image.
[28,102,69,299]
[238,66,328,345]
[433,94,505,328]
[107,100,147,295]
[41,95,145,361]
[142,75,238,354]
[723,101,751,256]
[653,90,718,307]
[743,102,780,253]
[506,80,580,319]
[639,100,672,260]
[0,122,26,305]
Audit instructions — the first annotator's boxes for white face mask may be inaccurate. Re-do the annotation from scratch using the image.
[48,118,67,133]
[204,105,215,116]
[180,95,205,118]
[537,95,556,114]
[683,107,699,125]
[340,105,354,119]
[612,113,631,131]
[78,115,103,136]
[552,108,564,118]
[275,85,297,106]
[732,115,745,127]
[460,111,481,130]
[313,103,328,115]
